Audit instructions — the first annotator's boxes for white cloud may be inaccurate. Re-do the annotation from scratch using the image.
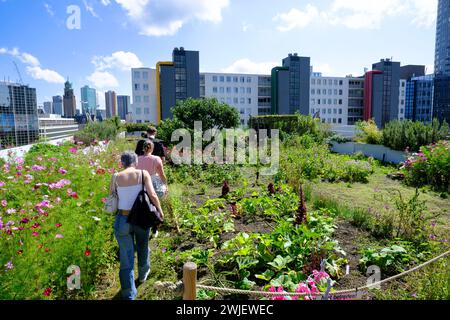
[273,5,320,32]
[113,0,229,36]
[100,0,111,6]
[26,66,65,84]
[92,51,143,71]
[222,59,277,75]
[0,47,64,84]
[274,0,438,31]
[87,71,119,89]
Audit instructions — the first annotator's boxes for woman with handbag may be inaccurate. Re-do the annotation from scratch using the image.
[109,151,164,300]
[136,139,168,198]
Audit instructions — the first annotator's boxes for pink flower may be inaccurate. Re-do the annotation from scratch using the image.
[69,148,78,154]
[32,231,39,237]
[20,218,30,224]
[15,157,24,165]
[6,208,16,214]
[58,168,67,175]
[4,261,14,270]
[43,288,52,297]
[0,181,5,188]
[32,165,46,171]
[1,200,7,207]
[48,157,58,162]
[55,234,64,239]
[31,223,41,229]
[101,198,107,204]
[55,223,62,228]
[67,189,78,199]
[55,197,62,204]
[268,286,287,300]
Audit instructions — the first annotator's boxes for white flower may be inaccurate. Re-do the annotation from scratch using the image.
[92,216,101,222]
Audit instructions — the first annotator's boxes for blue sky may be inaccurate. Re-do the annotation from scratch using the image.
[0,0,438,109]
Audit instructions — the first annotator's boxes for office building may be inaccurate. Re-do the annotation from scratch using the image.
[405,75,434,123]
[39,115,80,141]
[433,0,450,123]
[200,73,259,126]
[43,101,52,114]
[272,53,310,115]
[63,80,77,118]
[0,82,39,148]
[117,95,130,121]
[80,85,97,115]
[258,75,272,115]
[157,47,200,123]
[105,91,117,119]
[52,96,63,115]
[131,68,157,123]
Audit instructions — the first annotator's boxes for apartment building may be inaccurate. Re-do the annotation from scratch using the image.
[131,68,157,124]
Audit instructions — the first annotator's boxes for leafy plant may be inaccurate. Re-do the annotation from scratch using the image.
[359,245,412,275]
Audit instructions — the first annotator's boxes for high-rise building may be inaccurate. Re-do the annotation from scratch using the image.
[364,59,401,128]
[63,80,76,118]
[258,75,272,115]
[157,47,200,123]
[105,91,117,118]
[131,68,157,123]
[0,82,39,148]
[434,0,450,76]
[271,53,310,115]
[200,73,259,126]
[52,96,63,115]
[117,95,130,121]
[43,101,52,114]
[80,85,97,115]
[433,0,450,123]
[405,75,434,123]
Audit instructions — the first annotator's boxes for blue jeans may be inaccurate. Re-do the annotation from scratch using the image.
[114,214,151,300]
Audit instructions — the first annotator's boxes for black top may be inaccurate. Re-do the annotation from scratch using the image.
[135,137,165,158]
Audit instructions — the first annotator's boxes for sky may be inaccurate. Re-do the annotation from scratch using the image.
[0,0,438,109]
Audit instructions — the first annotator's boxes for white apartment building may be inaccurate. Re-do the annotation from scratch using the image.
[310,73,349,125]
[130,68,158,124]
[201,73,259,126]
[398,79,407,120]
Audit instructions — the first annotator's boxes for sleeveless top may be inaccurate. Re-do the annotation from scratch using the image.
[137,155,161,175]
[117,172,142,211]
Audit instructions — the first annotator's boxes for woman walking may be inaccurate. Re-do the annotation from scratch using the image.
[110,151,164,300]
[137,139,168,198]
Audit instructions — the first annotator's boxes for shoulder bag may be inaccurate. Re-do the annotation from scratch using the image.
[104,173,119,213]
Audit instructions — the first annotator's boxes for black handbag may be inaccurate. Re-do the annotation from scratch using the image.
[127,170,164,230]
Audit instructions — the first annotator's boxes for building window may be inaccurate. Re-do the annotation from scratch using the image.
[338,118,342,124]
[334,80,338,85]
[226,87,231,93]
[233,76,238,82]
[234,87,239,93]
[339,99,342,105]
[311,79,316,85]
[240,108,245,114]
[143,96,149,102]
[328,99,332,104]
[219,87,225,93]
[142,71,149,80]
[233,98,238,104]
[311,89,315,95]
[317,79,321,85]
[328,108,331,114]
[333,118,337,123]
[240,98,245,104]
[226,76,231,82]
[333,108,337,114]
[143,84,149,91]
[213,76,218,82]
[220,76,225,82]
[213,87,218,93]
[134,84,140,91]
[247,87,252,94]
[339,108,342,114]
[144,108,150,114]
[248,98,251,104]
[328,89,332,95]
[240,77,245,83]
[322,109,325,114]
[227,97,232,104]
[136,107,142,115]
[240,87,245,94]
[339,90,343,95]
[339,80,343,85]
[247,77,251,83]
[134,71,140,79]
[135,96,141,103]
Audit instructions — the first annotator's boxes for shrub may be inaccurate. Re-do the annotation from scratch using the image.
[355,119,383,145]
[74,121,119,145]
[359,245,411,275]
[249,114,331,142]
[402,141,450,192]
[123,122,154,133]
[382,119,449,152]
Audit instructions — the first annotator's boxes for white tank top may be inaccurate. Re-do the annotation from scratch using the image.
[117,173,142,210]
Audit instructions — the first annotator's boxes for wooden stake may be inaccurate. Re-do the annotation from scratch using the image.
[183,262,197,300]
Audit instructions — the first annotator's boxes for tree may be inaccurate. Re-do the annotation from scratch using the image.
[171,98,240,130]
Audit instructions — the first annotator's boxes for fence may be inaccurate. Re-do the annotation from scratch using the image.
[155,249,450,300]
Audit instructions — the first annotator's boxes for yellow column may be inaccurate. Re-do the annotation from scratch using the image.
[156,61,174,125]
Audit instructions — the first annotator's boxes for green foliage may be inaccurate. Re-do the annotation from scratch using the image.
[74,121,119,145]
[355,119,383,145]
[172,97,240,131]
[359,245,411,275]
[382,119,449,152]
[402,140,450,192]
[123,122,154,133]
[249,114,331,142]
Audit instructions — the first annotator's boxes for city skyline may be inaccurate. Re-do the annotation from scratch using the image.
[0,0,439,108]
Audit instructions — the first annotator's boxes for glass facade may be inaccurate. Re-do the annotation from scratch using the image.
[0,83,39,148]
[80,85,97,115]
[405,75,434,123]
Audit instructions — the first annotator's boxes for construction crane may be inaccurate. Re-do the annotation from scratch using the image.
[12,61,24,85]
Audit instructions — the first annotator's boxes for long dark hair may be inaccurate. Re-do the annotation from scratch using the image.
[135,139,145,156]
